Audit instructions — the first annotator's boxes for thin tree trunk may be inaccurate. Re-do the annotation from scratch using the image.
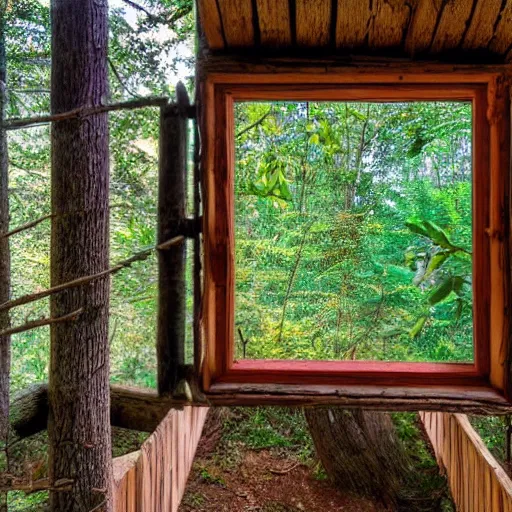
[0,2,11,510]
[49,0,112,510]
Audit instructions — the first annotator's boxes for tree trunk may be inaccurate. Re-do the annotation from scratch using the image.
[305,408,411,509]
[0,2,11,510]
[49,0,112,510]
[157,84,189,395]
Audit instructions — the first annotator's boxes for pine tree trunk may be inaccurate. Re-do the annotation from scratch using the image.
[305,408,411,509]
[0,2,11,510]
[49,0,112,510]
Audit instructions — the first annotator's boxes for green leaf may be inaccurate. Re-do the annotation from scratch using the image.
[410,316,427,338]
[405,220,430,238]
[423,250,452,280]
[309,133,320,145]
[428,276,456,305]
[423,220,455,250]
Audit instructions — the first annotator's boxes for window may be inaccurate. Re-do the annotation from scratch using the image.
[200,70,511,407]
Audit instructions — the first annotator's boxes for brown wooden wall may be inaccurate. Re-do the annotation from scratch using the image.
[112,406,209,512]
[421,411,512,511]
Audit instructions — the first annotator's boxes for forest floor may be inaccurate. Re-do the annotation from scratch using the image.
[179,448,382,512]
[178,408,454,512]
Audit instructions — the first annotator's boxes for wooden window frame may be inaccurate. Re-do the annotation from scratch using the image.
[200,68,511,410]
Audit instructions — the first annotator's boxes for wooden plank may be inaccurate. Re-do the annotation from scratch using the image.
[217,0,254,47]
[489,2,512,55]
[404,0,442,56]
[487,76,511,393]
[462,0,502,50]
[197,0,225,49]
[368,0,413,50]
[202,56,511,81]
[296,0,331,47]
[255,0,291,46]
[430,0,474,54]
[336,0,371,49]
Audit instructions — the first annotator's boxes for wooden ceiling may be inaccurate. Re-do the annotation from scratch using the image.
[197,0,512,62]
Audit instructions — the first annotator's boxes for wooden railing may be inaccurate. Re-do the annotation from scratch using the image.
[420,411,512,511]
[112,406,209,512]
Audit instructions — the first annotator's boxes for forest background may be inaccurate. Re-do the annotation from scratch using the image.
[4,0,510,510]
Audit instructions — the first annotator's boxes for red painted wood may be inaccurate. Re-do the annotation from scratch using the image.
[217,360,486,387]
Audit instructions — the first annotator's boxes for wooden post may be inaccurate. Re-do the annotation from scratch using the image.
[157,83,189,395]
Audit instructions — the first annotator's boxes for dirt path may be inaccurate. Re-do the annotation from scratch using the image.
[179,449,385,512]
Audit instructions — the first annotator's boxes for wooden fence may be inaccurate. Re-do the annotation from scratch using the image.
[112,406,209,512]
[420,412,512,511]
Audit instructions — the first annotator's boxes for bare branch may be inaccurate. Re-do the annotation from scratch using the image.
[11,89,50,95]
[1,214,52,239]
[0,235,185,313]
[236,110,271,139]
[0,308,83,338]
[156,234,184,250]
[108,58,139,98]
[4,97,169,130]
[88,500,107,512]
[121,0,152,17]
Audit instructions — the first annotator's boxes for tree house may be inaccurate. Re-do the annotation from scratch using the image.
[192,0,512,413]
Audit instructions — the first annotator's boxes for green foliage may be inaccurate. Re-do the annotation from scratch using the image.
[6,0,195,394]
[235,100,474,363]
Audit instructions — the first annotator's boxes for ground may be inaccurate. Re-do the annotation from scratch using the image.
[180,449,383,512]
[178,408,454,512]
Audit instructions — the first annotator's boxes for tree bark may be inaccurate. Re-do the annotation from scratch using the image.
[49,0,112,510]
[0,2,11,510]
[305,408,411,509]
[157,83,189,394]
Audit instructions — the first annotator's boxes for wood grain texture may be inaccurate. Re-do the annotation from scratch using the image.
[197,0,224,49]
[336,0,371,48]
[487,75,511,393]
[296,0,331,47]
[368,0,413,50]
[198,0,512,60]
[489,2,512,55]
[112,406,209,512]
[256,0,292,46]
[462,0,502,50]
[217,0,254,47]
[420,411,512,511]
[201,55,511,81]
[207,382,512,412]
[430,0,474,53]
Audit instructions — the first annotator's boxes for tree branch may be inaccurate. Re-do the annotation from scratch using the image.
[108,58,139,98]
[4,97,169,130]
[0,308,83,338]
[236,110,271,139]
[1,214,52,239]
[121,0,152,17]
[0,235,185,313]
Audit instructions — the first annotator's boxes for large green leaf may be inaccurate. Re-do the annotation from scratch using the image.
[428,276,464,305]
